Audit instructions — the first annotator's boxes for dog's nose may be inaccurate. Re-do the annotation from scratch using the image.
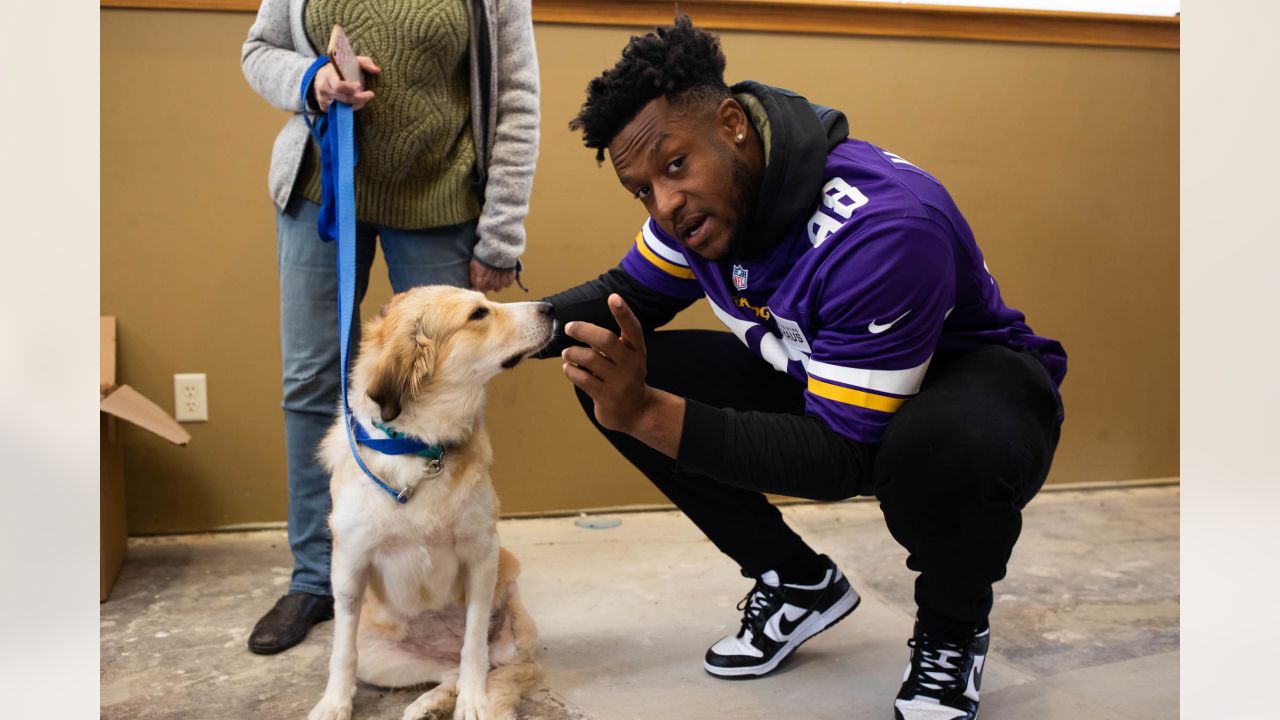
[535,302,554,317]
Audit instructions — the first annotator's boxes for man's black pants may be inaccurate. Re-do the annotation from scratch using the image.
[573,330,1062,633]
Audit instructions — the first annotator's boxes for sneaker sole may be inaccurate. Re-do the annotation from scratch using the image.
[894,706,979,720]
[703,585,862,679]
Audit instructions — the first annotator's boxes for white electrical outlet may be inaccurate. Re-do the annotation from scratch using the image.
[174,373,209,422]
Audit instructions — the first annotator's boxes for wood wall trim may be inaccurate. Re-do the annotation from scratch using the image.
[100,0,1179,50]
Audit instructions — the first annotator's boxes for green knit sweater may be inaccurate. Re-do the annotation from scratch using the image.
[296,0,480,229]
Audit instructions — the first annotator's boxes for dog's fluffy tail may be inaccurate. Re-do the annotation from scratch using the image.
[484,662,543,720]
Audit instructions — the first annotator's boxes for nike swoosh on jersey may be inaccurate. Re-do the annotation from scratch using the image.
[868,310,911,334]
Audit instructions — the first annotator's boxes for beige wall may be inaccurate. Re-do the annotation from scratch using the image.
[102,9,1178,534]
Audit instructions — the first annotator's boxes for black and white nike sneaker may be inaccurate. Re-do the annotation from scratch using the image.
[894,622,990,720]
[704,555,860,678]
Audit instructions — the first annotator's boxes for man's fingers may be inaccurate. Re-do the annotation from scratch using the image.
[356,55,381,74]
[562,346,613,376]
[564,321,624,356]
[562,362,603,395]
[608,294,645,350]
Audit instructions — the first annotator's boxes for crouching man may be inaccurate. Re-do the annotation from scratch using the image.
[539,17,1066,720]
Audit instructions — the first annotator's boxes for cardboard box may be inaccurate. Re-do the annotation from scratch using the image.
[100,316,191,601]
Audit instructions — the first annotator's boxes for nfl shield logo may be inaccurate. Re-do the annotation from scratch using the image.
[732,265,749,291]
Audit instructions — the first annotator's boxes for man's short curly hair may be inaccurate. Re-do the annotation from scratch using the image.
[570,15,730,163]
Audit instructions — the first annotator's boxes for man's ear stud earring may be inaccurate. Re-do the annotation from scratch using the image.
[736,133,745,142]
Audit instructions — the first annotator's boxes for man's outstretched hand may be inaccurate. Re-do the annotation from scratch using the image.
[561,294,683,458]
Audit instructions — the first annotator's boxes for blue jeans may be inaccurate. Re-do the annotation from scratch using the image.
[277,197,476,596]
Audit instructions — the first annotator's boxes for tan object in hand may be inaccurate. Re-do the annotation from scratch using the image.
[327,25,362,84]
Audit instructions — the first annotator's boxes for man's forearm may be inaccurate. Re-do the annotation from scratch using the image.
[622,389,685,459]
[538,267,695,358]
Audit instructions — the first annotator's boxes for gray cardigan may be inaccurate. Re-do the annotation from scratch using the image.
[241,0,540,270]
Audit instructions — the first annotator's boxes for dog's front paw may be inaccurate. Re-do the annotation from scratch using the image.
[308,695,353,720]
[452,682,489,720]
[403,684,456,720]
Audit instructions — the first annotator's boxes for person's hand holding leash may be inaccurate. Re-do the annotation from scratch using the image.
[312,56,381,112]
[561,294,684,457]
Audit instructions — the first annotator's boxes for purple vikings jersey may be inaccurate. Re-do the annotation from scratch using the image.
[620,139,1067,443]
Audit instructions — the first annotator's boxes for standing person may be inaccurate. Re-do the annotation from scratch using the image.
[539,17,1065,720]
[239,0,539,655]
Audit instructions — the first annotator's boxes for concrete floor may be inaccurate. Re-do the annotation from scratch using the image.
[101,485,1179,719]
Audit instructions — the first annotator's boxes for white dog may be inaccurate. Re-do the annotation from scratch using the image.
[307,286,554,720]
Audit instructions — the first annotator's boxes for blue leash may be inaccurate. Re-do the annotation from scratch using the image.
[301,57,441,504]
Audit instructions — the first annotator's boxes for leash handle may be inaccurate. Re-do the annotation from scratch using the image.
[300,56,329,141]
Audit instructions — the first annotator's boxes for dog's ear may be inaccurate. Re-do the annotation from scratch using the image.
[366,331,436,423]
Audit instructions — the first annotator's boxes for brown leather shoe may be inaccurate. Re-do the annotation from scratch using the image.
[247,592,335,655]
